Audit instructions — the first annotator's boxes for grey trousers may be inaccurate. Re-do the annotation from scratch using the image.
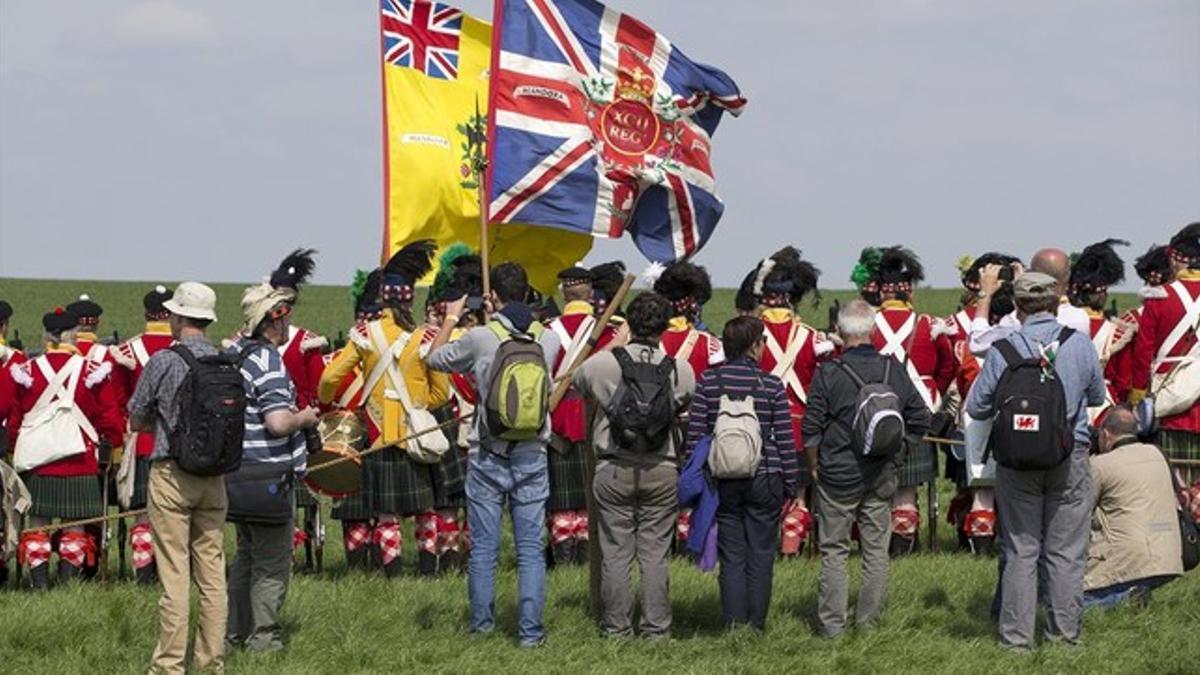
[994,450,1093,649]
[816,475,894,638]
[227,520,293,652]
[592,459,678,638]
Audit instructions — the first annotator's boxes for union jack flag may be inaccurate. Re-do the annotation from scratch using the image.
[381,0,463,80]
[486,0,746,262]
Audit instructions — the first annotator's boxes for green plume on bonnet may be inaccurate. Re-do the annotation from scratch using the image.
[349,269,369,308]
[850,247,882,290]
[431,242,474,301]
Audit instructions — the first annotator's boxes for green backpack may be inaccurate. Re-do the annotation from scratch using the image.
[485,320,550,443]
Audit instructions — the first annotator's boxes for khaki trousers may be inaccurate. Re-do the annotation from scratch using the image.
[147,460,228,675]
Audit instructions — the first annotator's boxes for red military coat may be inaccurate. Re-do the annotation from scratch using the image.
[757,307,830,448]
[7,346,125,477]
[1086,312,1135,419]
[0,340,26,427]
[871,301,955,411]
[946,305,982,400]
[546,301,615,443]
[660,317,724,381]
[1133,273,1200,432]
[76,331,128,412]
[112,322,175,458]
[279,325,327,410]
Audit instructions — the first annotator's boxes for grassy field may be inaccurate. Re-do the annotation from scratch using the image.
[0,278,1183,674]
[0,278,1138,350]
[0,515,1196,675]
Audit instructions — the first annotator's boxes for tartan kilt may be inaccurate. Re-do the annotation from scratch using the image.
[897,440,937,488]
[24,474,103,520]
[1161,429,1200,486]
[432,448,466,510]
[366,446,434,516]
[547,439,589,512]
[431,408,465,510]
[130,457,152,509]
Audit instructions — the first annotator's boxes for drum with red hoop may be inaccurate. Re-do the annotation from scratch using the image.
[304,411,367,498]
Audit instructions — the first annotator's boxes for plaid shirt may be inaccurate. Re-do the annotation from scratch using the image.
[127,334,217,461]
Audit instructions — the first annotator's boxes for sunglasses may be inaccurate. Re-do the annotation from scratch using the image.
[268,303,293,321]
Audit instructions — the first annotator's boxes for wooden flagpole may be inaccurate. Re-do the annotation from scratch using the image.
[548,273,636,411]
[471,95,491,299]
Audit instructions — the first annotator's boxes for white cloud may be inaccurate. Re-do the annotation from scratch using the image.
[113,1,215,43]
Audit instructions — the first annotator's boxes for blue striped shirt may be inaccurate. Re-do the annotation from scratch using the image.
[684,357,800,497]
[230,338,306,477]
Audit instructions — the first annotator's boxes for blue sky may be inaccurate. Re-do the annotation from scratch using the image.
[1,1,1196,288]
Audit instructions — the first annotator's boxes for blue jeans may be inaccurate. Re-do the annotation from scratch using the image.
[1083,575,1174,610]
[466,447,549,646]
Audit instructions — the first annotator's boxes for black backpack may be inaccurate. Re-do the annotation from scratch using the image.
[168,344,247,476]
[836,358,906,459]
[607,348,677,454]
[985,328,1075,471]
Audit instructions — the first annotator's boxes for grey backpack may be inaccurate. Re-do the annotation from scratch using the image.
[708,370,763,479]
[836,358,906,458]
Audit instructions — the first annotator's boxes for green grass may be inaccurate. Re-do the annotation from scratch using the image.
[0,278,1138,350]
[0,278,1175,673]
[0,514,1196,674]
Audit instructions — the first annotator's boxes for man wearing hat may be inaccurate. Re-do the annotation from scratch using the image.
[1068,239,1135,424]
[965,271,1106,651]
[68,294,128,408]
[944,253,1022,554]
[261,250,328,568]
[127,282,227,672]
[317,269,380,571]
[652,261,724,549]
[412,246,483,576]
[737,247,831,556]
[860,246,955,555]
[9,306,125,588]
[544,265,618,566]
[319,240,450,578]
[224,280,320,652]
[1131,223,1200,494]
[110,285,177,584]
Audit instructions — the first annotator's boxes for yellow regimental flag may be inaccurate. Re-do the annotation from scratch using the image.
[380,2,591,292]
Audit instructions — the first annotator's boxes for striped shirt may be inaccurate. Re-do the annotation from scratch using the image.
[230,338,306,477]
[684,357,799,497]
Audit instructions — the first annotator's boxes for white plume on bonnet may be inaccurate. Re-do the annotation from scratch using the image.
[640,261,667,288]
[751,258,776,296]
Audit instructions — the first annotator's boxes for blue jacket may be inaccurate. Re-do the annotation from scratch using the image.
[677,435,719,570]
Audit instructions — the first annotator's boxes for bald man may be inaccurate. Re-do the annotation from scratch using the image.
[968,247,1091,357]
[1030,248,1071,295]
[1084,406,1182,609]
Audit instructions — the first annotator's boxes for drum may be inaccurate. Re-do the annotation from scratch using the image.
[304,411,367,498]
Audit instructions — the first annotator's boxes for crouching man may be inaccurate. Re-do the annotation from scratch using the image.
[1084,406,1183,609]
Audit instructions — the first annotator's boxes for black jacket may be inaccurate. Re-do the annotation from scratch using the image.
[801,345,932,493]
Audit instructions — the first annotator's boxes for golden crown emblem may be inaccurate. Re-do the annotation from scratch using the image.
[616,66,655,102]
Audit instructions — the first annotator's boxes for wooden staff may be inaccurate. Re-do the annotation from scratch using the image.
[548,273,636,411]
[19,413,475,538]
[22,508,149,536]
[306,411,475,475]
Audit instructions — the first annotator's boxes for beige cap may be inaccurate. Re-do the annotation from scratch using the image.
[1013,272,1059,301]
[241,282,295,334]
[163,282,218,322]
